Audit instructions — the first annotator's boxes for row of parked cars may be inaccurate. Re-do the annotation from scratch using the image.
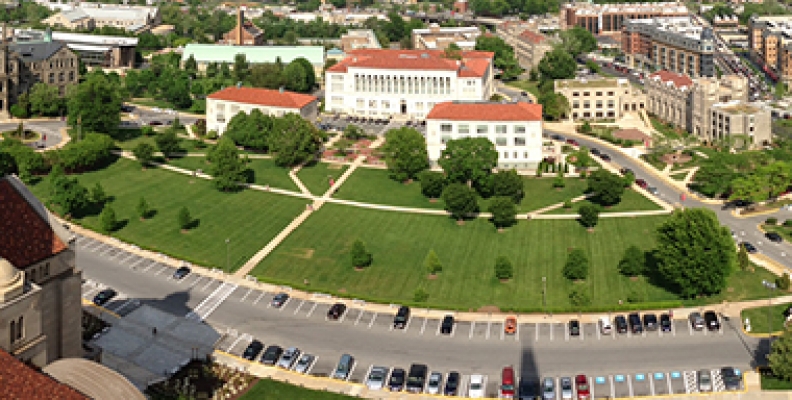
[568,310,721,336]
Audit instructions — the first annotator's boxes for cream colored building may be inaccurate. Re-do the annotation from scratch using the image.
[0,175,82,368]
[206,87,318,134]
[412,24,481,51]
[43,4,160,32]
[555,77,647,120]
[497,23,555,70]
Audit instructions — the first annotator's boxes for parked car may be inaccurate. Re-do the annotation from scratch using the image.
[647,186,659,195]
[619,168,633,176]
[560,377,573,399]
[93,289,117,306]
[766,232,783,243]
[740,242,758,254]
[614,315,628,334]
[599,316,613,335]
[635,179,648,189]
[241,340,263,361]
[542,377,556,400]
[441,315,454,334]
[689,312,705,330]
[643,313,658,331]
[575,375,590,399]
[389,368,406,392]
[293,353,315,374]
[172,266,190,280]
[406,364,428,393]
[444,371,460,396]
[277,347,301,369]
[704,311,720,331]
[698,370,713,392]
[551,134,565,141]
[366,366,389,390]
[505,316,517,335]
[501,366,516,398]
[332,354,355,380]
[271,293,289,308]
[426,372,443,395]
[590,148,601,156]
[260,345,283,365]
[721,367,741,391]
[393,306,410,329]
[569,320,581,336]
[518,378,539,400]
[566,139,579,146]
[468,374,485,398]
[628,313,643,334]
[660,314,672,332]
[327,303,347,320]
[599,154,611,162]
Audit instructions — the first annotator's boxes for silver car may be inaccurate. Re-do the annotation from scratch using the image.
[560,377,573,399]
[542,377,555,400]
[293,353,315,374]
[689,312,705,330]
[277,347,300,369]
[366,366,389,390]
[426,372,443,394]
[698,370,712,392]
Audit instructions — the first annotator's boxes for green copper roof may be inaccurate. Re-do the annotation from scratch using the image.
[181,44,325,66]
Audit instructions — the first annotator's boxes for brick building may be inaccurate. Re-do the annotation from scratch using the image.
[622,17,715,78]
[220,8,264,46]
[561,2,688,39]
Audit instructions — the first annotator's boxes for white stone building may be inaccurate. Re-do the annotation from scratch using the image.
[426,101,544,170]
[324,49,494,119]
[206,87,318,135]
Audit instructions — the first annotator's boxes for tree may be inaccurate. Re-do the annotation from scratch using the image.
[28,83,63,116]
[442,183,478,221]
[578,203,600,229]
[91,182,107,204]
[491,169,524,204]
[587,169,626,206]
[419,171,445,199]
[137,196,150,220]
[293,57,317,90]
[424,250,443,275]
[132,142,155,167]
[52,177,89,216]
[67,72,122,134]
[209,137,246,191]
[99,205,117,233]
[381,127,429,182]
[269,114,323,167]
[10,93,30,118]
[558,27,597,57]
[538,48,576,81]
[350,239,373,268]
[690,159,737,198]
[283,60,311,93]
[249,63,285,89]
[439,137,498,189]
[654,208,736,298]
[494,255,514,280]
[769,328,792,381]
[618,245,645,277]
[155,129,181,157]
[177,206,192,231]
[537,91,569,121]
[0,151,18,176]
[489,196,517,229]
[563,248,589,281]
[580,121,592,134]
[233,53,249,82]
[737,242,751,271]
[569,286,591,308]
[475,35,522,80]
[184,54,198,77]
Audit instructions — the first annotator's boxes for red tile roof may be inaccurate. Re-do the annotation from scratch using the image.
[0,178,67,268]
[326,49,494,78]
[0,349,89,400]
[648,70,693,89]
[519,30,546,45]
[207,87,317,109]
[427,101,543,121]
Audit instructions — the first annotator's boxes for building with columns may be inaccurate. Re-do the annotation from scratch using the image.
[324,49,494,119]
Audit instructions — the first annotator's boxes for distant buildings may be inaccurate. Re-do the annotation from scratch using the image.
[42,4,160,33]
[340,29,381,52]
[498,22,555,70]
[748,15,792,83]
[219,8,264,46]
[324,49,494,119]
[412,24,481,51]
[426,101,544,169]
[14,28,137,68]
[554,77,646,121]
[181,44,325,79]
[622,17,715,78]
[206,87,318,135]
[561,2,688,38]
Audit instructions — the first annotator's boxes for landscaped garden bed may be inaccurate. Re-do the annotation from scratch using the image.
[145,358,253,400]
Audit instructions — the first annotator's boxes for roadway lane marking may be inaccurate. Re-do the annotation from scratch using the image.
[153,266,169,276]
[185,282,238,321]
[628,375,633,398]
[368,312,377,329]
[305,302,318,318]
[420,317,428,335]
[355,310,365,325]
[293,300,305,315]
[515,323,520,342]
[565,324,569,341]
[469,321,475,339]
[239,288,253,303]
[253,292,265,305]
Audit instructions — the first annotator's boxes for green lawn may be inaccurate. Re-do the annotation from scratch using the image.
[167,157,300,192]
[741,302,791,334]
[761,374,792,390]
[649,116,685,139]
[335,168,590,212]
[544,189,662,214]
[764,224,792,243]
[298,162,349,195]
[506,79,541,98]
[29,159,308,271]
[238,379,354,400]
[116,135,209,153]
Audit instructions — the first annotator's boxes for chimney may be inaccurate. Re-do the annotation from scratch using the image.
[237,7,244,45]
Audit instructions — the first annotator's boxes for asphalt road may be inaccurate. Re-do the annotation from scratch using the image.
[0,120,65,148]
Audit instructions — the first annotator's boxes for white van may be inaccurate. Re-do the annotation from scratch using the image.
[599,316,613,335]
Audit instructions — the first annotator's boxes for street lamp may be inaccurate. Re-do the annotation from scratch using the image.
[542,276,547,312]
[225,238,230,271]
[763,280,777,339]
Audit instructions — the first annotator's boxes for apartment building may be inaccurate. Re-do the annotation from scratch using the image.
[748,15,792,83]
[622,17,715,78]
[554,77,646,120]
[561,2,688,37]
[340,29,381,51]
[42,4,160,32]
[324,49,494,119]
[412,24,481,51]
[498,22,555,70]
[426,101,544,170]
[206,87,318,134]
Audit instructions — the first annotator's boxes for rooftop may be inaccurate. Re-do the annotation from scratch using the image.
[325,49,493,78]
[715,102,761,114]
[557,77,628,89]
[207,86,317,109]
[9,40,67,62]
[0,349,88,400]
[648,70,694,89]
[426,101,542,121]
[43,358,145,400]
[181,44,325,65]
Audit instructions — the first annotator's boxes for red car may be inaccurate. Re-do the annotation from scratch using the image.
[635,179,648,189]
[575,375,590,399]
[566,138,579,146]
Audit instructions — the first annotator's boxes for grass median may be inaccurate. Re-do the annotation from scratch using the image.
[740,302,791,334]
[238,379,354,400]
[167,157,300,192]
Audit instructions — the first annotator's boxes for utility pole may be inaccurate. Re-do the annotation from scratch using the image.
[542,276,547,313]
[225,238,230,271]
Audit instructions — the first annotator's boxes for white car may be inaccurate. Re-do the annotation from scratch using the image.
[366,366,389,390]
[468,374,485,398]
[426,372,442,394]
[276,347,300,369]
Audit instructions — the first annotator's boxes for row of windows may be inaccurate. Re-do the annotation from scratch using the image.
[352,74,455,96]
[440,136,530,146]
[439,123,527,135]
[9,316,23,344]
[29,262,50,283]
[571,91,616,97]
[572,100,616,109]
[31,58,75,70]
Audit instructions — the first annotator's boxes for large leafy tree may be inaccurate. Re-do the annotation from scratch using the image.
[67,72,123,133]
[770,328,792,380]
[442,183,478,221]
[587,169,626,206]
[474,35,522,80]
[132,142,155,167]
[224,109,274,151]
[578,203,600,229]
[563,248,589,281]
[491,169,524,204]
[155,128,181,157]
[690,159,737,198]
[209,137,246,191]
[29,83,63,116]
[269,114,323,167]
[439,137,498,189]
[558,27,598,57]
[233,53,249,82]
[0,151,18,176]
[654,208,736,298]
[489,196,517,229]
[283,60,311,93]
[381,127,429,182]
[419,171,445,199]
[538,48,576,81]
[618,245,645,277]
[293,57,317,90]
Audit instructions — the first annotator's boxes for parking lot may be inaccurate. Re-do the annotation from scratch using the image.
[317,114,426,136]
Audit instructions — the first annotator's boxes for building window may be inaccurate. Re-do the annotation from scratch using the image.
[476,125,488,135]
[608,91,614,96]
[9,320,14,344]
[458,124,469,134]
[43,263,49,277]
[495,125,507,134]
[595,92,602,96]
[523,152,528,159]
[572,92,579,97]
[440,124,452,133]
[514,137,525,146]
[496,137,507,146]
[49,73,54,83]
[503,151,508,159]
[514,126,526,134]
[16,316,22,341]
[583,92,590,97]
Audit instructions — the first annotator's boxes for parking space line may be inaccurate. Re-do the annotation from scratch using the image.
[306,356,317,375]
[486,320,491,340]
[228,335,247,353]
[141,261,157,273]
[153,265,169,276]
[628,375,633,398]
[117,253,135,264]
[345,361,356,382]
[83,241,103,251]
[515,323,520,341]
[253,292,265,305]
[420,317,428,335]
[610,375,615,399]
[550,323,554,341]
[668,375,674,394]
[202,278,215,291]
[129,257,147,269]
[363,364,373,385]
[355,310,365,325]
[649,373,655,395]
[580,323,584,341]
[278,297,291,311]
[500,325,505,341]
[239,288,253,303]
[596,324,601,340]
[98,247,116,257]
[535,324,540,342]
[368,312,377,329]
[688,321,693,335]
[306,302,318,318]
[293,300,305,315]
[469,321,475,339]
[565,324,569,341]
[110,250,128,260]
[189,275,205,288]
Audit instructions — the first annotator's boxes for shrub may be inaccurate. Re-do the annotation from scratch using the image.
[785,219,792,227]
[207,130,219,140]
[777,272,791,291]
[569,287,591,308]
[424,250,443,275]
[767,217,779,225]
[419,171,445,199]
[563,200,572,209]
[177,206,192,230]
[494,255,514,280]
[350,239,373,268]
[413,288,429,302]
[563,248,589,280]
[99,205,117,233]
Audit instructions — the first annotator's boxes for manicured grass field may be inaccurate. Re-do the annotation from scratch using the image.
[116,135,208,152]
[167,157,300,192]
[29,159,308,270]
[298,161,349,195]
[238,379,354,400]
[761,374,792,390]
[543,189,662,214]
[740,302,791,334]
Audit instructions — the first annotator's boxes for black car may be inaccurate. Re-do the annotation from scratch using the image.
[590,148,601,156]
[551,134,565,141]
[389,368,406,391]
[444,371,460,396]
[628,313,643,333]
[242,340,264,361]
[406,364,428,394]
[740,242,758,254]
[704,311,720,331]
[518,378,539,400]
[721,367,741,391]
[619,168,633,176]
[120,105,134,112]
[393,306,410,329]
[260,345,283,365]
[172,266,190,280]
[599,154,611,162]
[766,232,783,243]
[660,313,672,332]
[440,315,454,334]
[614,315,628,334]
[93,289,117,306]
[642,313,658,331]
[569,320,580,336]
[327,303,347,320]
[271,293,289,308]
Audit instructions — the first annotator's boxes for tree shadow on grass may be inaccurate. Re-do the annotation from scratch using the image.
[185,218,201,230]
[113,219,129,231]
[243,168,255,184]
[644,249,680,294]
